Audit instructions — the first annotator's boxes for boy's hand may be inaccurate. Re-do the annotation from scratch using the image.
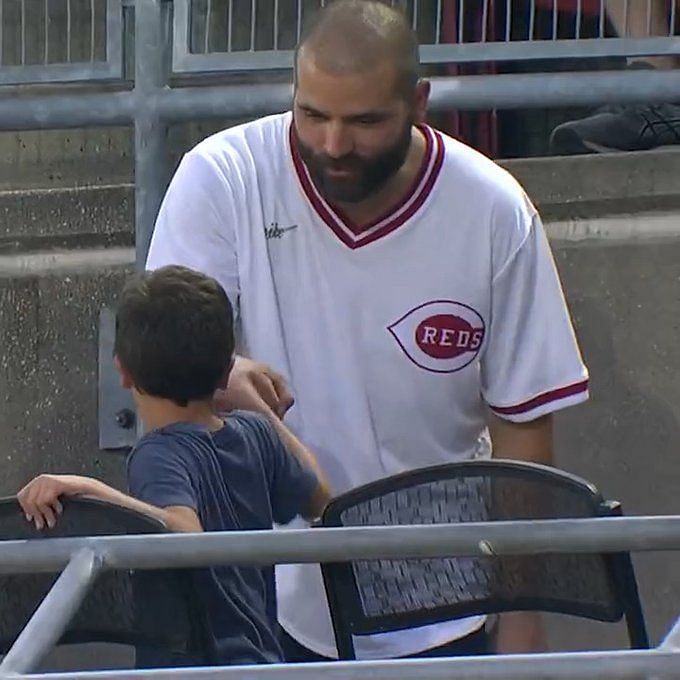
[17,474,90,530]
[215,356,294,419]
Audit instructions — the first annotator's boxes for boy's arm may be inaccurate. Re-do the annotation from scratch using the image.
[265,412,331,520]
[17,474,202,533]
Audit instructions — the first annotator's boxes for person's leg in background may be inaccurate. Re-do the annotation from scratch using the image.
[606,0,679,69]
[550,0,680,153]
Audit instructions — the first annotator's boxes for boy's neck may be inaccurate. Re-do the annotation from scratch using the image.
[134,393,224,434]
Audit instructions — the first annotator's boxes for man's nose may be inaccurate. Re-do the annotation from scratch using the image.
[323,121,353,159]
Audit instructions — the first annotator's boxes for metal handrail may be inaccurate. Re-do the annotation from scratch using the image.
[0,517,679,678]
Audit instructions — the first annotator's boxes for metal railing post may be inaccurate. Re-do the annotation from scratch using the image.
[134,0,169,271]
[0,548,102,676]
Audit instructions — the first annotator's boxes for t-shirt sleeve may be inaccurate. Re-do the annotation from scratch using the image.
[145,149,241,313]
[127,439,198,511]
[238,413,319,525]
[480,205,589,423]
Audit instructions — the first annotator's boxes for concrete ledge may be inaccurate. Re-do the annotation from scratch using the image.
[502,148,680,221]
[0,247,134,277]
[546,211,680,243]
[2,148,678,252]
[0,184,134,253]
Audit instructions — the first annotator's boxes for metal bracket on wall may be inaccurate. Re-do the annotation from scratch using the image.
[98,307,137,451]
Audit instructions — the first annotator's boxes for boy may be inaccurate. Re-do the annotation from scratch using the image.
[17,265,331,665]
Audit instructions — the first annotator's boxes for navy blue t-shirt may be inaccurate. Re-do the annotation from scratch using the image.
[126,411,318,665]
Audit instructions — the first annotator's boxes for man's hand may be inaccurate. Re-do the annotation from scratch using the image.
[215,356,294,419]
[17,474,91,530]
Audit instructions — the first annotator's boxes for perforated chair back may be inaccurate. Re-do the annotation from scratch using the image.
[0,496,211,668]
[320,460,648,659]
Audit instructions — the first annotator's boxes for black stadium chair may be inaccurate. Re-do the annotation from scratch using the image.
[319,459,648,660]
[0,496,212,669]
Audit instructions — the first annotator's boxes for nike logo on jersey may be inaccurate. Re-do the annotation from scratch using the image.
[265,222,299,240]
[388,300,486,373]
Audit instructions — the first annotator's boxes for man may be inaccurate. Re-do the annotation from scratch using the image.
[147,0,589,662]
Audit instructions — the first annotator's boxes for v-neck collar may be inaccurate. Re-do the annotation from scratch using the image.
[290,123,445,250]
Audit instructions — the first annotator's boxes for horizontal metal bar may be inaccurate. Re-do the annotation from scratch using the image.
[0,90,135,130]
[18,649,680,680]
[171,37,680,74]
[0,82,289,131]
[1,67,680,132]
[0,517,679,575]
[172,49,295,73]
[426,69,680,110]
[0,548,102,675]
[0,61,120,86]
[419,36,680,63]
[158,69,680,119]
[156,82,292,121]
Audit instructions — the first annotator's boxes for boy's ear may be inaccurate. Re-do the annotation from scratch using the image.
[114,355,134,389]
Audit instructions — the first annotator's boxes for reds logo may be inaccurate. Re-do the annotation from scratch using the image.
[388,300,485,373]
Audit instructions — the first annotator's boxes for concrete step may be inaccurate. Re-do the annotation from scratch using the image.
[505,146,680,221]
[0,184,133,254]
[2,147,679,257]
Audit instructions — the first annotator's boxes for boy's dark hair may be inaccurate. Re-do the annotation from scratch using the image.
[114,265,234,407]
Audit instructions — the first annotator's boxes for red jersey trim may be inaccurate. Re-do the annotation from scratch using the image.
[290,124,445,250]
[489,379,590,416]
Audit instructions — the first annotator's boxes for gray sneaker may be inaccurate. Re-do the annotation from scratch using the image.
[549,103,680,154]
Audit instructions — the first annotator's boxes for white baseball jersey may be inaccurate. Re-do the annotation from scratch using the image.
[147,111,589,659]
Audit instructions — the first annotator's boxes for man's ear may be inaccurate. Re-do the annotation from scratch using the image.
[114,355,134,389]
[413,78,430,125]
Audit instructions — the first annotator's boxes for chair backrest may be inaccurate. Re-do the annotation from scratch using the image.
[0,496,211,668]
[320,460,648,659]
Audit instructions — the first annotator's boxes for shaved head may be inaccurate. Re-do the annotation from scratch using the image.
[295,0,420,99]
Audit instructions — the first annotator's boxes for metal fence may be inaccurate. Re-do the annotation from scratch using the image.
[0,517,680,678]
[0,0,122,84]
[174,0,680,72]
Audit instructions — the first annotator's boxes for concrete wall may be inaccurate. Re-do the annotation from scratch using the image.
[1,147,679,669]
[505,150,680,649]
[549,237,680,651]
[0,185,134,508]
[0,255,132,493]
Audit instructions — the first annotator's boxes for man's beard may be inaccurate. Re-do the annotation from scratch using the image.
[293,122,413,205]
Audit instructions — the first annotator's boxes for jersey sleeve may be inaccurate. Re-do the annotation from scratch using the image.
[146,149,240,311]
[236,412,319,525]
[127,438,198,511]
[480,208,589,423]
